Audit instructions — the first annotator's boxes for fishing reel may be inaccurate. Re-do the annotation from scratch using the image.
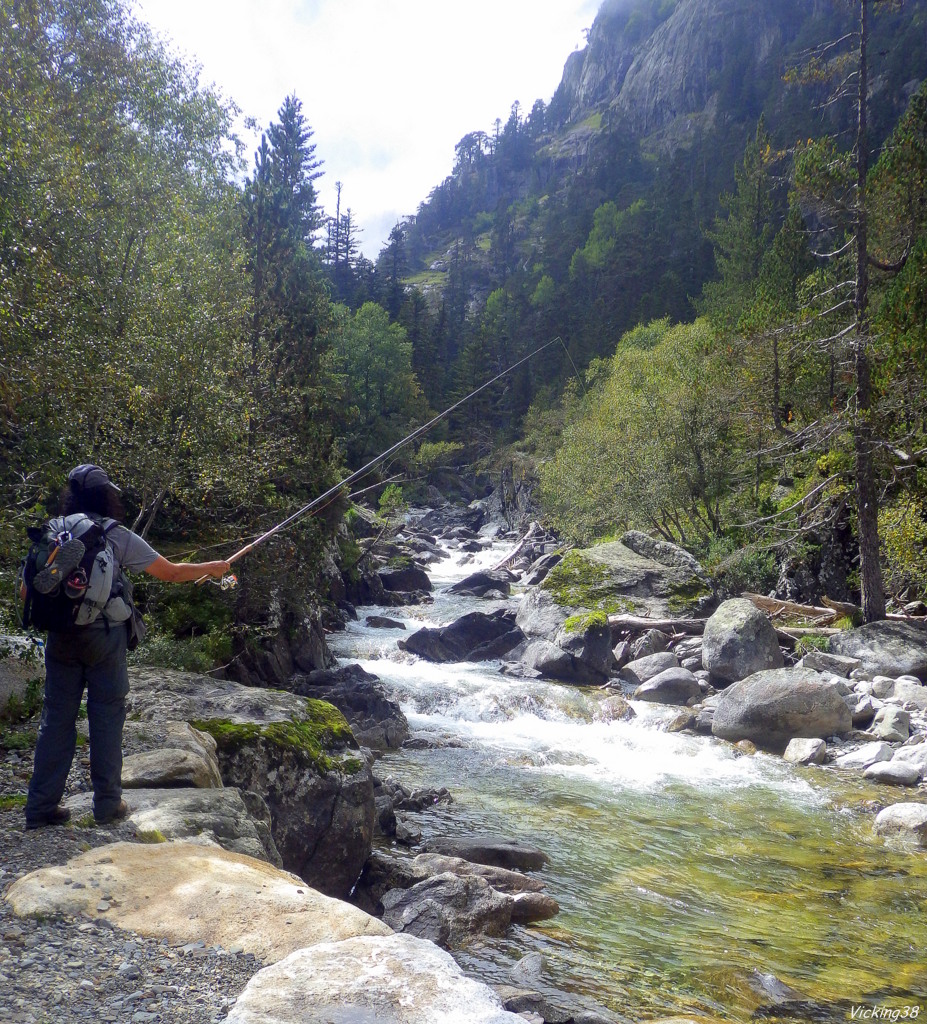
[206,573,238,591]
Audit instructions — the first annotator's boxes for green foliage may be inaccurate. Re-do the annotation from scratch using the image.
[378,484,406,522]
[412,441,464,474]
[128,629,233,673]
[0,675,43,750]
[880,497,927,598]
[0,794,27,811]
[539,319,736,545]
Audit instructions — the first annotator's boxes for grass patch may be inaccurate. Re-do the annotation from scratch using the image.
[0,794,27,810]
[136,829,167,844]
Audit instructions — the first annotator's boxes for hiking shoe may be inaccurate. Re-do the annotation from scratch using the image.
[33,537,86,594]
[94,799,128,825]
[25,805,71,829]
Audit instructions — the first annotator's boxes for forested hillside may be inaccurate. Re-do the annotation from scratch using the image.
[363,0,927,617]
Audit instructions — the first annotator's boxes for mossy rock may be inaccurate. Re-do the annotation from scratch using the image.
[192,698,362,776]
[542,538,710,618]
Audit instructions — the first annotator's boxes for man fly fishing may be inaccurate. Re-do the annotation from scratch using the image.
[22,465,230,830]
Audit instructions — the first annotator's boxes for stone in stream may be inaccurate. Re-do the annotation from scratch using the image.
[633,667,701,706]
[428,836,550,872]
[828,619,927,680]
[594,694,637,723]
[702,598,784,685]
[711,667,851,752]
[381,872,513,947]
[783,738,827,765]
[399,609,525,663]
[892,743,927,780]
[378,564,433,594]
[631,629,671,659]
[874,802,927,845]
[365,615,407,629]
[833,741,894,770]
[863,760,921,786]
[619,651,679,686]
[223,933,524,1024]
[448,568,516,597]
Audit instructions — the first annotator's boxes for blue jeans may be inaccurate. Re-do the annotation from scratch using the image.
[25,625,129,823]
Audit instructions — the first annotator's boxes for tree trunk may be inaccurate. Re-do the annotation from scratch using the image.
[853,0,886,622]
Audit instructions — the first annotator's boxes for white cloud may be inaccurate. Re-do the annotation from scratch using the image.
[134,0,600,258]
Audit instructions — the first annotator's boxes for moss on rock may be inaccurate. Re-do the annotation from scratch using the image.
[563,610,610,634]
[542,551,635,613]
[192,698,361,776]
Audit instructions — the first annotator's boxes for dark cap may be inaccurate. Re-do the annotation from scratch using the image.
[68,464,122,494]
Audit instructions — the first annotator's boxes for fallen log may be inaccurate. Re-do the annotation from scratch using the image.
[774,626,844,648]
[490,521,543,572]
[608,614,706,636]
[741,592,837,624]
[821,596,863,620]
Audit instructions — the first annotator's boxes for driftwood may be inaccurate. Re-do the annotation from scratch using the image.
[607,614,706,636]
[741,592,837,624]
[821,596,863,620]
[490,521,547,571]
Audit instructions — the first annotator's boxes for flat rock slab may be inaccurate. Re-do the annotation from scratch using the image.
[412,853,546,894]
[829,620,927,680]
[428,837,550,872]
[5,841,390,963]
[224,933,523,1023]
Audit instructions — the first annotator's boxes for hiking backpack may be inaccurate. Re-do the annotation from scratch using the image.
[20,513,134,632]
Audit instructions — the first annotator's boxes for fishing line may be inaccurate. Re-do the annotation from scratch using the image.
[198,335,564,585]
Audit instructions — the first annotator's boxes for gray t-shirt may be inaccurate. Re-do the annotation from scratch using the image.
[107,524,159,573]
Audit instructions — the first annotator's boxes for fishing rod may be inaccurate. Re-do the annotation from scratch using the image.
[199,335,565,586]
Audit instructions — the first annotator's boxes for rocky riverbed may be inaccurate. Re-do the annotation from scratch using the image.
[3,494,927,1023]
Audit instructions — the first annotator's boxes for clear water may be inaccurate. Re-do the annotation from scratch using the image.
[332,538,927,1021]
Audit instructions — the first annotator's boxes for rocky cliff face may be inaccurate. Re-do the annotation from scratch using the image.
[555,0,847,137]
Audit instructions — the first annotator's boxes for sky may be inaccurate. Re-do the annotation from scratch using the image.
[133,0,601,260]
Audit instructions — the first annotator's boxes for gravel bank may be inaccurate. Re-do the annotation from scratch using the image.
[0,744,263,1024]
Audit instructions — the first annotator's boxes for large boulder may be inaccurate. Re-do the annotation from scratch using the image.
[619,651,679,686]
[449,569,516,598]
[5,841,390,964]
[291,663,409,750]
[711,668,851,752]
[399,609,525,663]
[829,619,927,680]
[127,668,375,899]
[703,599,784,684]
[378,564,433,594]
[224,933,523,1024]
[65,787,280,864]
[381,872,513,947]
[536,534,712,621]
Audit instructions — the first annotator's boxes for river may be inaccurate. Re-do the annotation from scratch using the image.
[330,530,927,1022]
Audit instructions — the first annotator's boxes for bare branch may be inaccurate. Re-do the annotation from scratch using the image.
[732,474,840,528]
